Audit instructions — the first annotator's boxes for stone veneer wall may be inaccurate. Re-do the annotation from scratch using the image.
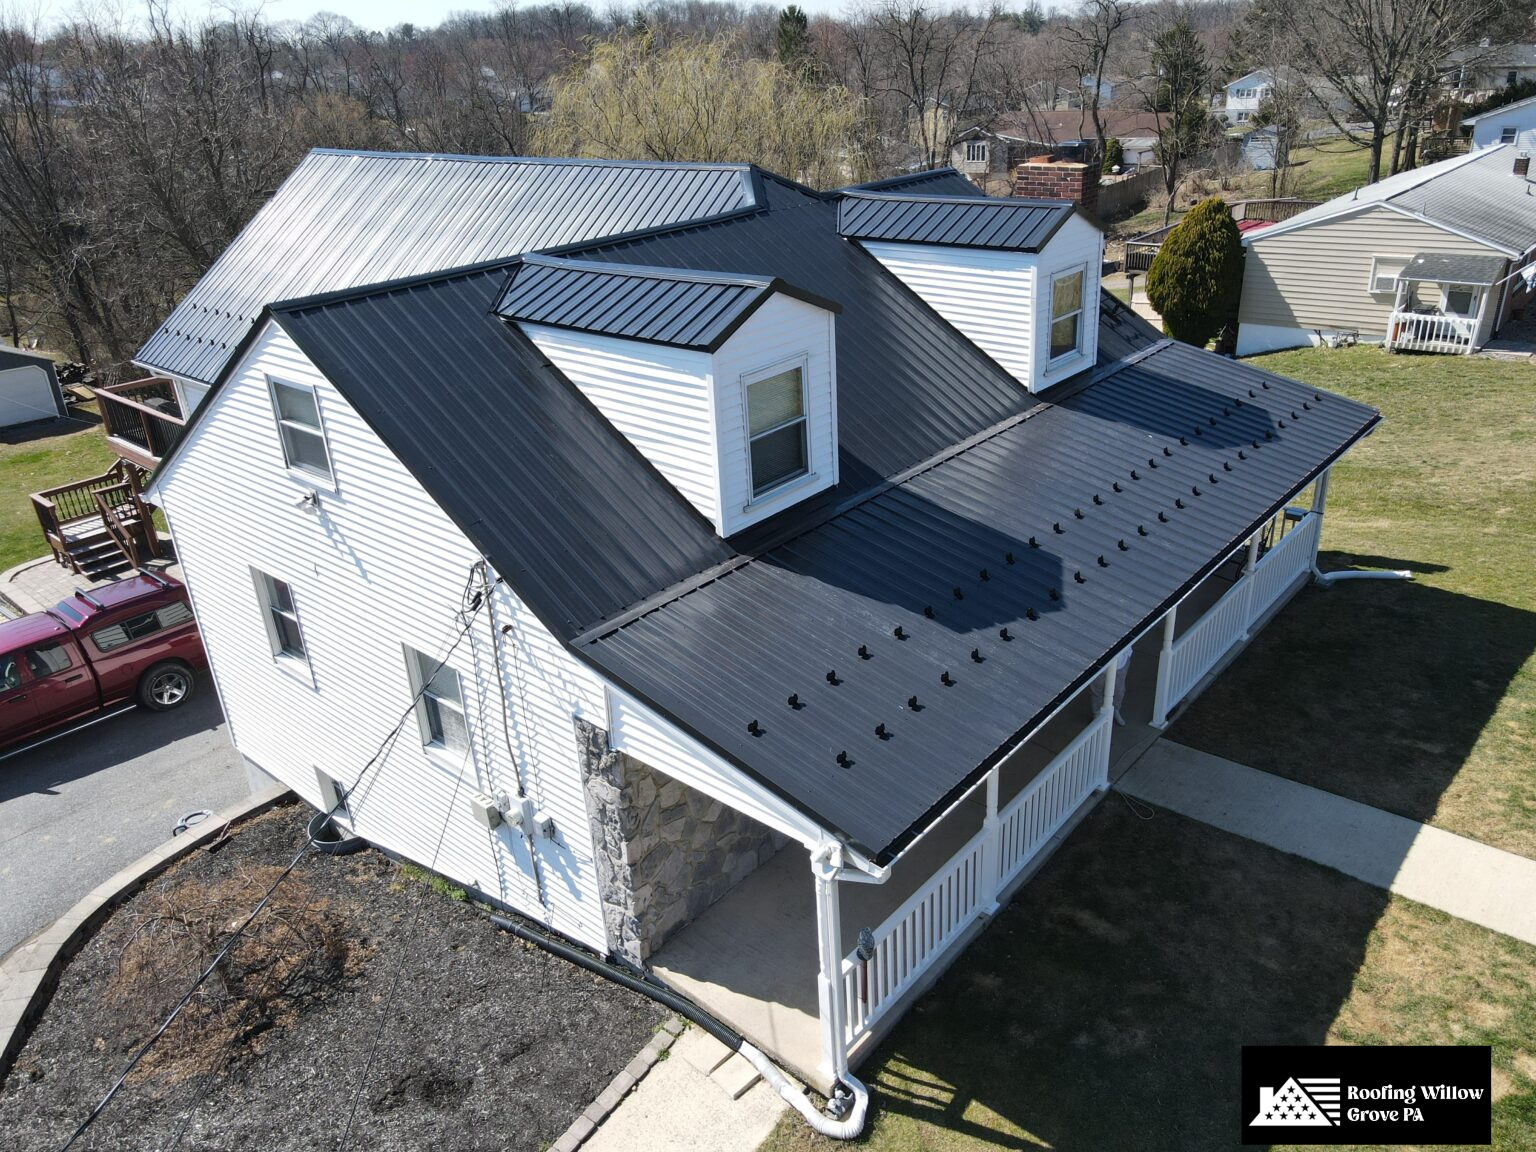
[577,719,788,967]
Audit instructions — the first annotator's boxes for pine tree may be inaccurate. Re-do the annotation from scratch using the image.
[1145,196,1244,348]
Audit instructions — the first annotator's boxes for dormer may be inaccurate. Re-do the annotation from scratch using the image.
[499,255,840,537]
[838,191,1104,393]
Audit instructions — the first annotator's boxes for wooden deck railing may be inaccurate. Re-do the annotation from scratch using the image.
[94,378,186,466]
[31,461,155,569]
[1229,197,1322,224]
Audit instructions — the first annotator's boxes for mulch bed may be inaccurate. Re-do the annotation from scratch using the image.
[0,802,666,1150]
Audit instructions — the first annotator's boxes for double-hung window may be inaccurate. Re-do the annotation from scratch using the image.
[255,570,308,664]
[1501,126,1519,144]
[745,363,809,497]
[405,646,468,754]
[1049,268,1086,362]
[268,378,334,483]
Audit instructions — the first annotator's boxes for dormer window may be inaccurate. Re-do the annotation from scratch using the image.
[499,255,840,537]
[1050,268,1086,362]
[746,362,809,496]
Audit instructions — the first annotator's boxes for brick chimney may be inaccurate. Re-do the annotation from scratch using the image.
[1516,152,1531,178]
[1013,157,1100,216]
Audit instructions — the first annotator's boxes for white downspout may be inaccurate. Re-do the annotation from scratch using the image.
[1307,467,1411,585]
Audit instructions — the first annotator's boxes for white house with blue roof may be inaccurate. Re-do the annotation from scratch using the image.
[140,149,1377,1108]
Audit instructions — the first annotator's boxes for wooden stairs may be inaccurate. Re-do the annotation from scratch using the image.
[32,462,160,580]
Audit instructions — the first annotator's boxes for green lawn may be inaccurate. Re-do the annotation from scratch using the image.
[762,804,1536,1152]
[0,408,115,572]
[1172,347,1536,858]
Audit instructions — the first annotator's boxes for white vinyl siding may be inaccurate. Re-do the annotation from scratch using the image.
[862,240,1036,388]
[711,294,837,534]
[522,324,720,526]
[864,213,1102,394]
[1240,205,1510,344]
[150,321,610,950]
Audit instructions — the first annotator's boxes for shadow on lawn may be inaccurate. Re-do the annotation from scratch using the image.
[0,412,99,447]
[858,802,1389,1151]
[1168,553,1536,827]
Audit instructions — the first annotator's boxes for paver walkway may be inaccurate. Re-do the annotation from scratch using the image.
[1118,740,1536,945]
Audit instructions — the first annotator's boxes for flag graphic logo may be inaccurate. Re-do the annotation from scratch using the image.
[1249,1077,1342,1127]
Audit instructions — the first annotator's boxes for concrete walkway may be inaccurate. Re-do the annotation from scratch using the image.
[582,1025,787,1152]
[1118,740,1536,946]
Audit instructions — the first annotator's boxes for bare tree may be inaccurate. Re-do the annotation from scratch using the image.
[1053,0,1133,164]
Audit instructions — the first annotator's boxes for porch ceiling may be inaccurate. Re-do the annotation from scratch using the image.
[578,341,1380,865]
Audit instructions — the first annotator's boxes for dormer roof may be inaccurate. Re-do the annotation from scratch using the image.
[837,190,1081,251]
[496,254,839,352]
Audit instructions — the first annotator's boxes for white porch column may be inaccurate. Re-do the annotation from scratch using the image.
[980,766,1002,911]
[813,848,850,1086]
[1309,467,1331,579]
[1239,531,1262,638]
[1095,656,1117,786]
[1151,605,1178,728]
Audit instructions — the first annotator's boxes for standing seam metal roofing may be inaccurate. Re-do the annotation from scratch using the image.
[494,255,839,351]
[135,150,762,385]
[837,191,1078,250]
[576,341,1378,861]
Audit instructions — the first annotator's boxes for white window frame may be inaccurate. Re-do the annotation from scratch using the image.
[740,354,814,505]
[253,568,311,674]
[404,644,471,758]
[267,375,336,486]
[1368,255,1411,296]
[965,140,989,164]
[1047,266,1089,366]
[1501,126,1519,144]
[1442,284,1480,317]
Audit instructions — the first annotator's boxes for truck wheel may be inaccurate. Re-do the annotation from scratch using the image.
[138,662,195,711]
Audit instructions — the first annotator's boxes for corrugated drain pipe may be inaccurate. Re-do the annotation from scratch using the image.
[486,912,869,1139]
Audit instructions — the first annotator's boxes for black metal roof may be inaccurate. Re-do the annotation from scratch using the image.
[837,190,1079,251]
[136,150,762,385]
[1401,251,1508,286]
[153,154,1374,864]
[495,255,839,352]
[270,268,734,639]
[840,168,986,197]
[577,342,1379,861]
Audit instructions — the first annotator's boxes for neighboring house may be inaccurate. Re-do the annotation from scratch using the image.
[1223,69,1274,124]
[952,109,1162,194]
[1238,146,1536,356]
[1461,93,1536,151]
[141,150,1378,1098]
[0,346,66,428]
[1442,42,1536,102]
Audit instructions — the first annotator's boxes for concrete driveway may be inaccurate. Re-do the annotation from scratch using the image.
[0,690,249,958]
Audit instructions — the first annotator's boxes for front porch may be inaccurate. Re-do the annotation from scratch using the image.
[647,480,1331,1093]
[1384,251,1506,355]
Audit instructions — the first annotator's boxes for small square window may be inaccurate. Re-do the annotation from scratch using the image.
[268,378,334,483]
[745,365,809,497]
[1049,269,1086,362]
[1501,126,1519,144]
[1369,255,1410,295]
[255,570,308,664]
[405,646,469,753]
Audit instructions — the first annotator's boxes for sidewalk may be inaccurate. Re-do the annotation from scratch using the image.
[1118,740,1536,945]
[582,1025,787,1152]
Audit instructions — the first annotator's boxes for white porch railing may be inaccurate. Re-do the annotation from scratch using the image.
[996,709,1112,886]
[1387,311,1476,355]
[840,709,1111,1047]
[1154,510,1320,725]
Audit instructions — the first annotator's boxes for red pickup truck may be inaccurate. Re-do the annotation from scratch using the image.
[0,572,209,754]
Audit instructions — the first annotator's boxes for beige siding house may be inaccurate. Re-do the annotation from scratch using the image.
[1238,146,1536,356]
